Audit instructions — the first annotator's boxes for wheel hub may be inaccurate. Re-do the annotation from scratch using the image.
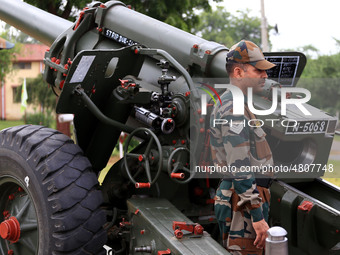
[0,216,20,243]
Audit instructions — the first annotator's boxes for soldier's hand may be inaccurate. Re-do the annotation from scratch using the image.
[253,219,269,249]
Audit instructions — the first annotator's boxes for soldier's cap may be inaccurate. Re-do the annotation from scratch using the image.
[0,37,15,50]
[226,40,275,70]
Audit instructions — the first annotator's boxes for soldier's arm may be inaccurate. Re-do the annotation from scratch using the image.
[253,219,269,249]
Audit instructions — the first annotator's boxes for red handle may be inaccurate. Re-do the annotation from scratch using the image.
[170,173,185,179]
[135,183,151,189]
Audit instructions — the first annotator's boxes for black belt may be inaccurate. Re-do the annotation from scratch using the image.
[255,177,273,188]
[222,177,273,188]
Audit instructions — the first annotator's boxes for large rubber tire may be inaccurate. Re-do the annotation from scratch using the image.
[0,125,107,255]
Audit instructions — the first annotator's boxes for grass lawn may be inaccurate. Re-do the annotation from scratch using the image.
[334,134,340,142]
[323,160,340,187]
[0,120,25,130]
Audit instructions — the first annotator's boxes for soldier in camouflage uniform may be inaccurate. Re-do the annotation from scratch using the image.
[210,40,275,255]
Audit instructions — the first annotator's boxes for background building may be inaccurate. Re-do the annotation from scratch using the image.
[0,44,47,120]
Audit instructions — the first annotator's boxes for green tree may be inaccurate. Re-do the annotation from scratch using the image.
[13,74,56,127]
[279,41,339,116]
[299,45,320,59]
[278,39,340,117]
[193,7,272,48]
[193,7,233,45]
[23,0,222,31]
[299,52,340,116]
[14,74,56,113]
[0,45,15,80]
[121,0,222,32]
[282,45,320,59]
[4,24,39,44]
[334,37,340,51]
[24,0,90,20]
[0,32,20,83]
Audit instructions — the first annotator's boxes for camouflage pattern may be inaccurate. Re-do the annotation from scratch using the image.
[226,40,275,70]
[210,88,273,254]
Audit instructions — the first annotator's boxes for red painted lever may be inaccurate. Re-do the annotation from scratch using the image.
[170,173,185,179]
[135,183,151,189]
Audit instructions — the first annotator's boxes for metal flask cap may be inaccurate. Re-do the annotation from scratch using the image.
[267,226,288,241]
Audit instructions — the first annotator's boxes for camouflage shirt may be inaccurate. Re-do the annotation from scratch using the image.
[210,87,273,223]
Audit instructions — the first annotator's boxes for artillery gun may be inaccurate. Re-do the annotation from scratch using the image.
[0,1,339,254]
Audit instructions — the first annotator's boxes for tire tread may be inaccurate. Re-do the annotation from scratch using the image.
[0,125,107,254]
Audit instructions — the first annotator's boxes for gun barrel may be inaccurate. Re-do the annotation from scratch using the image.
[0,0,228,76]
[0,0,72,46]
[102,1,228,77]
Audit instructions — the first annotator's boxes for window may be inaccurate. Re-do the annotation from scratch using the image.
[12,86,21,103]
[13,62,31,69]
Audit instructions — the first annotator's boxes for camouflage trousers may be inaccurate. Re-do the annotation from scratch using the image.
[214,180,270,255]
